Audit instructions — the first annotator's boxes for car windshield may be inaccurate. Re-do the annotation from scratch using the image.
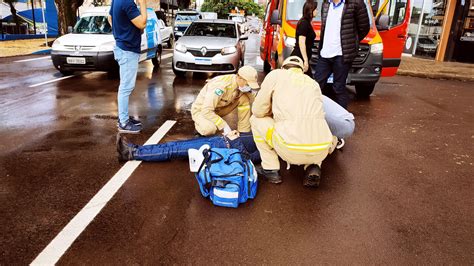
[185,23,236,38]
[176,14,200,21]
[74,15,111,34]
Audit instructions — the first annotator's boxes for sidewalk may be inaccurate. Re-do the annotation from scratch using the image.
[398,55,474,82]
[0,38,54,57]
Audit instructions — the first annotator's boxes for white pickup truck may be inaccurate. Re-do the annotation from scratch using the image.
[158,19,174,48]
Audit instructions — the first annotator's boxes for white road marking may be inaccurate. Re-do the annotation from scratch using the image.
[31,120,177,265]
[14,56,50,63]
[29,75,76,88]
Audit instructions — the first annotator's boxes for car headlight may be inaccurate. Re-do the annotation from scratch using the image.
[221,46,237,55]
[52,39,63,50]
[370,43,383,54]
[174,27,179,31]
[98,41,115,51]
[284,36,296,48]
[175,43,187,53]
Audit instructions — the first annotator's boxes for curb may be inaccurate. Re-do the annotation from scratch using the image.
[32,49,52,55]
[397,70,474,82]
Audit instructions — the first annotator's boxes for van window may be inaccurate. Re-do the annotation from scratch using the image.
[375,0,407,27]
[286,0,323,21]
[74,15,111,34]
[185,23,237,38]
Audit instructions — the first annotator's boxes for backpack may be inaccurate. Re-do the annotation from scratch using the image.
[194,148,258,208]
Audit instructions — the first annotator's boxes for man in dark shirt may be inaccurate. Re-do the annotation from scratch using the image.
[108,0,148,133]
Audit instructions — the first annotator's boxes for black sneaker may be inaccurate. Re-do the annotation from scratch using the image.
[116,134,134,162]
[336,138,345,150]
[255,165,282,184]
[117,116,142,128]
[118,120,141,134]
[303,165,321,187]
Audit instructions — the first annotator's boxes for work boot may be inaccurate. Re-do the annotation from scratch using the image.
[116,134,135,163]
[303,165,321,188]
[255,165,282,184]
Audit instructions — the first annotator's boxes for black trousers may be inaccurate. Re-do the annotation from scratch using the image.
[314,56,351,109]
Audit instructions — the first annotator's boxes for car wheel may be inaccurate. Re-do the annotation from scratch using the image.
[355,82,376,98]
[152,47,162,67]
[60,70,73,76]
[167,36,174,48]
[172,63,186,77]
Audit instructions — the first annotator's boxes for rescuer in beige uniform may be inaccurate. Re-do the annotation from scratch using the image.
[250,56,336,187]
[191,66,260,136]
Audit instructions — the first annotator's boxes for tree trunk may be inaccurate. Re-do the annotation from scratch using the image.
[7,1,21,34]
[54,0,84,35]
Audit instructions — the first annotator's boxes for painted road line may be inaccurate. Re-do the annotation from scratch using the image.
[31,120,177,265]
[29,75,76,88]
[14,56,50,63]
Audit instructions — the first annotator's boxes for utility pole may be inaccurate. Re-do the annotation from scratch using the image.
[31,0,37,34]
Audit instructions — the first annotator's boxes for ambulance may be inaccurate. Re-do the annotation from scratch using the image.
[260,0,411,96]
[51,6,162,76]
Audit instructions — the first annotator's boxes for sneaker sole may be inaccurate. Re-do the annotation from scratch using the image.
[118,128,141,134]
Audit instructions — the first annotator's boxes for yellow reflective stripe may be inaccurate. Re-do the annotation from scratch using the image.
[237,104,250,111]
[265,127,275,148]
[214,117,224,127]
[274,134,331,152]
[253,135,264,143]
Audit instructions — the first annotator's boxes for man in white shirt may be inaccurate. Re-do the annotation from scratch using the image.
[314,0,370,109]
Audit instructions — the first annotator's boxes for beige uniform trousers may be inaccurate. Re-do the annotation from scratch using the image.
[250,116,337,170]
[194,93,251,136]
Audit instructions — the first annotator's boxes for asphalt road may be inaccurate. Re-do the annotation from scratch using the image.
[1,35,473,264]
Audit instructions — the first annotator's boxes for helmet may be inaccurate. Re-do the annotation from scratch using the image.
[282,56,304,70]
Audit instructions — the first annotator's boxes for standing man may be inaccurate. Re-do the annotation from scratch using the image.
[191,66,260,136]
[314,0,370,108]
[108,0,147,133]
[250,56,336,188]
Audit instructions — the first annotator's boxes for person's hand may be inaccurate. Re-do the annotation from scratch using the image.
[303,60,309,72]
[226,130,240,140]
[223,125,232,136]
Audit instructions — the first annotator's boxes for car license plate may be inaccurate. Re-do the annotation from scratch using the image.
[195,58,212,65]
[327,73,334,84]
[66,57,86,64]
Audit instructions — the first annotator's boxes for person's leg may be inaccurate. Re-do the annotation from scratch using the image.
[116,47,140,126]
[323,96,355,139]
[133,135,227,161]
[332,56,351,109]
[249,116,280,171]
[193,113,219,136]
[313,57,333,90]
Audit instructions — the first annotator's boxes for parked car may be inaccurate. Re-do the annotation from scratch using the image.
[200,12,218,20]
[172,19,248,76]
[159,19,174,48]
[416,37,438,55]
[51,7,162,76]
[173,10,201,40]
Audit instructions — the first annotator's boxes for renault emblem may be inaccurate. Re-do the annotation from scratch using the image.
[201,47,207,56]
[75,46,81,51]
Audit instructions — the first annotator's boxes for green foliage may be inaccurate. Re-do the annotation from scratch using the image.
[201,0,265,19]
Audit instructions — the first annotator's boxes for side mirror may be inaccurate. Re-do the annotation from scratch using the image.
[240,35,248,40]
[376,14,389,31]
[270,10,281,25]
[68,26,73,33]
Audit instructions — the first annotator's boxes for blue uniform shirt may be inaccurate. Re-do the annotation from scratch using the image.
[109,0,141,53]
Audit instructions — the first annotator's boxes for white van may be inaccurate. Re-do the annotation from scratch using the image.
[51,6,162,76]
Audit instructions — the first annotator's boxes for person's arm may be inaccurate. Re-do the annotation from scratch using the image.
[201,85,229,132]
[107,15,112,27]
[298,35,309,72]
[355,0,370,41]
[127,0,147,30]
[252,70,277,118]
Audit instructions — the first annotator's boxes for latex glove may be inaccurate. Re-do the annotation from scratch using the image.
[223,124,232,136]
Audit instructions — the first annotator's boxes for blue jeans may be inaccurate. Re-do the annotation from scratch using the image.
[114,46,140,125]
[314,56,351,109]
[133,133,260,162]
[322,95,355,139]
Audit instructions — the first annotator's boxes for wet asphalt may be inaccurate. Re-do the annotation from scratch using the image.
[0,34,473,264]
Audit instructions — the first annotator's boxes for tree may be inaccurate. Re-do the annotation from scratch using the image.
[5,0,21,34]
[55,0,84,35]
[177,0,191,9]
[201,0,264,19]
